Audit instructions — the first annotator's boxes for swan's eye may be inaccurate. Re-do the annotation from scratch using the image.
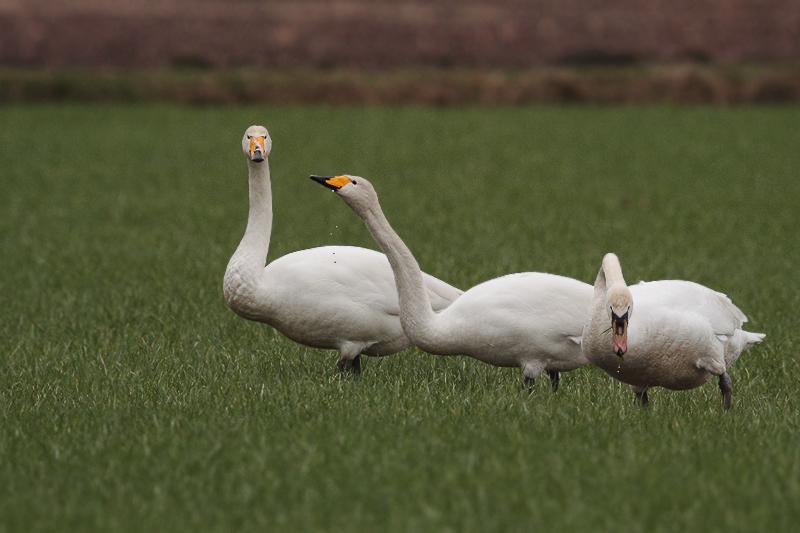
[351,180,358,185]
[247,135,252,139]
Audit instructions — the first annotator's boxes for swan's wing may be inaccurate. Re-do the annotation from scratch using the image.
[322,247,462,314]
[516,273,593,340]
[265,246,399,314]
[421,273,463,311]
[632,280,748,336]
[273,246,460,316]
[451,272,593,340]
[321,246,405,316]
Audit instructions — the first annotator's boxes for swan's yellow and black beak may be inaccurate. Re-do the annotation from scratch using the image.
[249,136,267,163]
[310,175,352,191]
[611,310,629,358]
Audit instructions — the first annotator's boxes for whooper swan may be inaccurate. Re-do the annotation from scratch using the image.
[223,127,463,374]
[311,174,592,390]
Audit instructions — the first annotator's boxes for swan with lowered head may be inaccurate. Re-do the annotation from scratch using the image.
[311,174,593,390]
[582,253,765,409]
[223,126,463,374]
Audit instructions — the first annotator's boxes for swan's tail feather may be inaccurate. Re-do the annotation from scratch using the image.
[724,330,765,368]
[744,331,766,346]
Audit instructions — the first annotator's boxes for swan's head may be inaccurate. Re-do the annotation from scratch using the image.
[309,174,377,210]
[241,125,272,163]
[607,285,633,358]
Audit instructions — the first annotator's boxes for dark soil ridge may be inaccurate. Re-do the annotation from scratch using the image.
[2,66,799,105]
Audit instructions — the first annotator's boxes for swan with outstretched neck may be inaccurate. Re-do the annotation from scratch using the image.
[223,127,463,374]
[311,174,593,390]
[582,252,765,409]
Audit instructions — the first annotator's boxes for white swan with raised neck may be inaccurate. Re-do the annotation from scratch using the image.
[223,127,463,374]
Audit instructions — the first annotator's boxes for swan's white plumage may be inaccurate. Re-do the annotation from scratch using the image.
[224,126,462,367]
[434,272,592,370]
[583,254,764,398]
[633,280,747,334]
[315,175,593,383]
[631,280,766,369]
[254,245,461,355]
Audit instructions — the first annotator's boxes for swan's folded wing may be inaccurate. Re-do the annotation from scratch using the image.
[308,245,461,316]
[633,280,748,336]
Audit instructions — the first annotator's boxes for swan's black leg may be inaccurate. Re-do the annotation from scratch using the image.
[522,376,535,393]
[548,370,560,392]
[634,388,649,408]
[336,355,362,376]
[351,354,362,375]
[719,372,732,410]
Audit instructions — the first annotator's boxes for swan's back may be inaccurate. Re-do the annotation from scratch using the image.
[632,280,747,335]
[454,272,592,326]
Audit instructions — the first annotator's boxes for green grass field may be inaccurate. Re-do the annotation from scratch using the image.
[1,104,798,532]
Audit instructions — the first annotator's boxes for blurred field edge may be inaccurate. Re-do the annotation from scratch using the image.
[2,66,800,105]
[3,0,799,105]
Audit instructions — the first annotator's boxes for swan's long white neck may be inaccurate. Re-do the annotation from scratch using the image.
[586,253,628,343]
[223,160,272,317]
[594,253,627,297]
[351,195,456,353]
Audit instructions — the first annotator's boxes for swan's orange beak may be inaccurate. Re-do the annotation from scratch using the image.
[611,311,628,358]
[249,136,267,162]
[310,175,352,191]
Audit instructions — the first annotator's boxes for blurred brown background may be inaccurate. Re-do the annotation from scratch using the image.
[2,0,799,103]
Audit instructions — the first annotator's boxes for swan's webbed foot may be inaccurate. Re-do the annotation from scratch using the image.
[633,388,649,408]
[548,370,560,392]
[336,355,362,376]
[719,372,732,410]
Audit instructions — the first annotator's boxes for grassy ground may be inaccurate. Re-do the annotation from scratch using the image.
[0,104,798,532]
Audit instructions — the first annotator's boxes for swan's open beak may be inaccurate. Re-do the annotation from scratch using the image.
[249,136,266,163]
[611,311,628,358]
[310,175,352,191]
